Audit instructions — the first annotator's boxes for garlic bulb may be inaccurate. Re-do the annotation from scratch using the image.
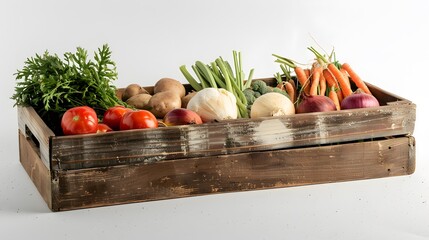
[250,92,295,118]
[187,88,237,122]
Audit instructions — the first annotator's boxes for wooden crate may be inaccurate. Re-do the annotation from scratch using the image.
[17,79,416,211]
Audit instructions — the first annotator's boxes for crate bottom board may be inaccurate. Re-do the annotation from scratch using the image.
[19,131,415,212]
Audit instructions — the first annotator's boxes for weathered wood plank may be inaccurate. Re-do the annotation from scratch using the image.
[52,136,415,211]
[17,107,55,169]
[50,102,415,170]
[19,131,52,209]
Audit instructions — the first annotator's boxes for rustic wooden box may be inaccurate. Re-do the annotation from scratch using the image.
[18,79,416,211]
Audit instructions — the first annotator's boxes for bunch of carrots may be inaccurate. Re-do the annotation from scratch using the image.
[273,47,372,110]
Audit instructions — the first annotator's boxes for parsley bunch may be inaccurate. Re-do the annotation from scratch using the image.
[12,44,124,134]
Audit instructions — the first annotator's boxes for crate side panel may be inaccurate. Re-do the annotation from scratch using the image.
[19,131,53,209]
[54,136,414,211]
[366,82,412,104]
[18,107,55,169]
[51,102,415,170]
[50,125,217,170]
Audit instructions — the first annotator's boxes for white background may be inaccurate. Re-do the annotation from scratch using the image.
[1,0,428,239]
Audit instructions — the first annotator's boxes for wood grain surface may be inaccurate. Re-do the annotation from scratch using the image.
[49,136,415,211]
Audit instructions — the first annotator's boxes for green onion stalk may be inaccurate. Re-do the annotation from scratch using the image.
[179,51,255,118]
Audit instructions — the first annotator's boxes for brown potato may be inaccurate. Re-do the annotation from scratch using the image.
[154,78,186,98]
[126,93,152,109]
[181,91,197,108]
[122,83,149,102]
[147,91,182,118]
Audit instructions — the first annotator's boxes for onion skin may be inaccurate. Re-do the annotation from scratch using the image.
[186,88,237,123]
[296,95,337,114]
[163,108,203,126]
[250,92,295,118]
[341,92,380,110]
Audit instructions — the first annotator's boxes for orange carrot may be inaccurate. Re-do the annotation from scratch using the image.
[284,81,296,103]
[319,74,326,96]
[294,66,310,95]
[341,63,372,95]
[327,63,353,97]
[323,69,343,102]
[336,88,344,103]
[329,87,341,110]
[322,68,338,88]
[309,66,322,96]
[340,68,351,89]
[304,68,311,79]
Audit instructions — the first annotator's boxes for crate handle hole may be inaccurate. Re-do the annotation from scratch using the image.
[25,125,41,155]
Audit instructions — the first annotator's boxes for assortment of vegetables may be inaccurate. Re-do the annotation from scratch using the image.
[272,46,379,114]
[122,78,187,119]
[11,44,382,136]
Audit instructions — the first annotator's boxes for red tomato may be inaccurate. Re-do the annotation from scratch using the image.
[103,106,132,130]
[97,123,113,133]
[61,106,98,135]
[119,110,158,130]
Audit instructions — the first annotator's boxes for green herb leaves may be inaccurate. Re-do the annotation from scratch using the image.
[12,44,124,134]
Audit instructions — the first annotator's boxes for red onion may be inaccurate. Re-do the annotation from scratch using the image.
[341,92,380,110]
[163,108,203,126]
[297,95,337,114]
